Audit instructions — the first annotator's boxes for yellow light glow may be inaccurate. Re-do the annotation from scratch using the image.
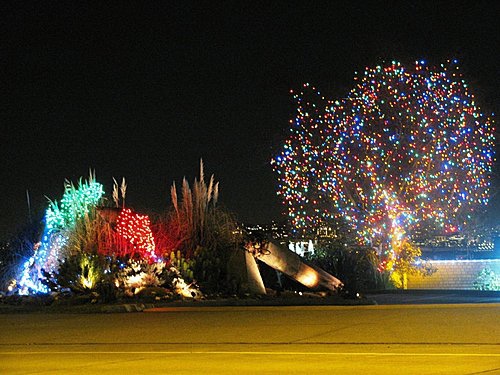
[81,276,95,289]
[79,256,100,290]
[297,269,319,288]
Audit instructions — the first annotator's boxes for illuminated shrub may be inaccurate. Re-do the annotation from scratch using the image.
[473,267,500,291]
[42,253,105,293]
[114,260,168,296]
[18,175,104,294]
[169,250,195,282]
[115,208,158,261]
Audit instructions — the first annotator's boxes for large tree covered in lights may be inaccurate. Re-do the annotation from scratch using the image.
[272,61,495,275]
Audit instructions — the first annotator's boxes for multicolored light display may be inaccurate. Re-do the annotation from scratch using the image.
[13,174,203,296]
[18,178,104,294]
[272,61,495,265]
[16,169,166,294]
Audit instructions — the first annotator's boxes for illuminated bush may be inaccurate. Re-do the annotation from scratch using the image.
[114,260,168,296]
[169,250,195,282]
[18,175,104,294]
[473,267,500,291]
[42,253,105,293]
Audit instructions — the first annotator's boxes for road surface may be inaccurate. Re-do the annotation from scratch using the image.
[1,304,499,374]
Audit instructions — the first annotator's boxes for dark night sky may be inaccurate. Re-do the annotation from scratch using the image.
[1,1,499,240]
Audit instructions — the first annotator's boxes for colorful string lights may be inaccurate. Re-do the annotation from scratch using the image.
[18,178,104,294]
[272,61,494,266]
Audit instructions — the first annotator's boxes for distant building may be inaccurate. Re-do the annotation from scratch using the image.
[288,239,314,257]
[243,220,500,260]
[242,222,342,257]
[412,230,499,260]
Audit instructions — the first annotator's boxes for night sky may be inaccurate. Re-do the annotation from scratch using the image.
[2,1,499,240]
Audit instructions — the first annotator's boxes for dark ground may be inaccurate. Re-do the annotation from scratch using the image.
[1,289,499,314]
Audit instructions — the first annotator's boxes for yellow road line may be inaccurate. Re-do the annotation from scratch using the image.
[1,351,499,357]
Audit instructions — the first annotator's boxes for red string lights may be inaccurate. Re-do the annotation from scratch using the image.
[116,208,157,261]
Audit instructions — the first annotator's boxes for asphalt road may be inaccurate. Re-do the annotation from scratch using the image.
[1,304,499,374]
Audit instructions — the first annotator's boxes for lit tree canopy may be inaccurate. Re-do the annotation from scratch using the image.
[272,61,495,255]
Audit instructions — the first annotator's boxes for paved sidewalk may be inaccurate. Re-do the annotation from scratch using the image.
[367,289,500,305]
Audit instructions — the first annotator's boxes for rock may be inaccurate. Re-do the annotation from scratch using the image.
[136,287,170,300]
